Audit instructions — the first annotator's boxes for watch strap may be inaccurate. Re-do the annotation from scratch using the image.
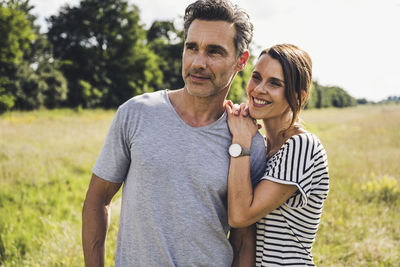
[240,147,251,156]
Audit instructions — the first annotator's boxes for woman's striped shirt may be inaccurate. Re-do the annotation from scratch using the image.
[256,133,329,266]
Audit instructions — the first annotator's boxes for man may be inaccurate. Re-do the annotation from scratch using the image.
[82,0,266,266]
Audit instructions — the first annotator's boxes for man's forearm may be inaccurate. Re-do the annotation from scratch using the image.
[82,198,110,267]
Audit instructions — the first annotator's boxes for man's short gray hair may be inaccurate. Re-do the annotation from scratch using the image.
[183,0,253,56]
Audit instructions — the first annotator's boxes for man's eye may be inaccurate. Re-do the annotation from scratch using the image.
[209,49,220,55]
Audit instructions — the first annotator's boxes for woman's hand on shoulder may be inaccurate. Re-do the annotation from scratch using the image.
[225,101,260,142]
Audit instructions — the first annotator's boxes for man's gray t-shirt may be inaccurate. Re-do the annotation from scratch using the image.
[93,90,266,266]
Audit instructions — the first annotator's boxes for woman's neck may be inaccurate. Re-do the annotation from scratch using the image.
[263,114,304,158]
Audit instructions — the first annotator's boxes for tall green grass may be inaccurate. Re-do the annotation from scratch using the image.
[0,109,120,266]
[0,105,399,266]
[302,105,400,266]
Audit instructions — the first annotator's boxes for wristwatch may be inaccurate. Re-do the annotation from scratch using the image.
[228,143,251,158]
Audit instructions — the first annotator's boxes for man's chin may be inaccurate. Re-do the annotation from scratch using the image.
[185,87,215,98]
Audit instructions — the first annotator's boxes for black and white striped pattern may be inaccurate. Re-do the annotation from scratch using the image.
[256,133,329,266]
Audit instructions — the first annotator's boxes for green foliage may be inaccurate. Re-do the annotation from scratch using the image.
[362,174,400,204]
[306,81,357,109]
[0,91,15,112]
[306,82,318,109]
[0,2,36,111]
[228,60,254,103]
[147,20,184,90]
[38,62,68,109]
[47,0,163,108]
[0,1,68,112]
[79,79,103,108]
[0,3,36,67]
[3,61,67,110]
[379,95,400,104]
[12,63,45,110]
[357,98,369,105]
[0,80,15,112]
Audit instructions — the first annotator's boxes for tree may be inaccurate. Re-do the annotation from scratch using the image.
[305,82,318,109]
[357,98,368,105]
[0,1,36,111]
[47,0,163,108]
[0,0,68,111]
[147,20,184,91]
[227,58,254,103]
[306,81,356,109]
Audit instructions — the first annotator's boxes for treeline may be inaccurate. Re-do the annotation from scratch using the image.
[0,0,356,113]
[306,81,356,109]
[378,96,400,104]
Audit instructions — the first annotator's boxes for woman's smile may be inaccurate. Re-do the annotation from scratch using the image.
[251,96,272,107]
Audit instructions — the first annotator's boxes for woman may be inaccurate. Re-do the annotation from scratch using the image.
[226,44,329,266]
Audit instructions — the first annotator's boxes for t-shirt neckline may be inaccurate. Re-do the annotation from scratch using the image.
[162,89,228,130]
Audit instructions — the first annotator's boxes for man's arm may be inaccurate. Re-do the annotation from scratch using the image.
[82,173,122,267]
[229,225,256,267]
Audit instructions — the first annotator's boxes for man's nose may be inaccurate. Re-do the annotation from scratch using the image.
[192,53,207,69]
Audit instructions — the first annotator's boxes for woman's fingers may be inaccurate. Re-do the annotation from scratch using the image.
[240,103,249,117]
[226,101,237,120]
[228,102,251,117]
[231,104,240,116]
[226,100,233,108]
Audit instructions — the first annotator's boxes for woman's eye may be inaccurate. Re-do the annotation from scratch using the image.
[270,81,282,87]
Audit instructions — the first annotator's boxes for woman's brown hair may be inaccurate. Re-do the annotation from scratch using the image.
[260,44,312,132]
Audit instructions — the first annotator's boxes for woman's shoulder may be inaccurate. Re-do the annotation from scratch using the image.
[286,132,321,146]
[281,132,326,160]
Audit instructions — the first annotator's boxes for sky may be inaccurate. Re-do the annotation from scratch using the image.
[30,0,400,101]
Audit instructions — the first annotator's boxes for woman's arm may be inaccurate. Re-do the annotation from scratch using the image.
[229,225,256,267]
[226,104,297,228]
[228,160,297,227]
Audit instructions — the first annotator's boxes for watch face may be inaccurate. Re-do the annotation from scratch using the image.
[229,144,241,157]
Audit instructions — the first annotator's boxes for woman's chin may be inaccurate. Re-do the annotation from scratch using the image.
[249,109,263,120]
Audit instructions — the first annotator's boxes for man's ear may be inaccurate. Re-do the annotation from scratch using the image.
[236,50,249,71]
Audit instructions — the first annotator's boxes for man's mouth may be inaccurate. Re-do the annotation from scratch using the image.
[190,74,210,82]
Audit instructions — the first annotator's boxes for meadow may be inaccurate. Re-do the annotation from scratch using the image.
[0,104,399,266]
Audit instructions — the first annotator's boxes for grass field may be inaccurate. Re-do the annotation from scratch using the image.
[0,105,399,266]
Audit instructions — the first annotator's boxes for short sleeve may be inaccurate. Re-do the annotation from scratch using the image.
[249,132,267,187]
[92,106,132,183]
[260,134,319,208]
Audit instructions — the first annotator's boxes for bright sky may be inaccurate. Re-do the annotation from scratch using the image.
[30,0,400,101]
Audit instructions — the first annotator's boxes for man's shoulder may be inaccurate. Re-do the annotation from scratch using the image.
[249,132,267,181]
[252,132,266,151]
[118,90,167,113]
[250,132,267,163]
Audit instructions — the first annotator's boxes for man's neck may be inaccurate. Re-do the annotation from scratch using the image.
[168,88,228,127]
